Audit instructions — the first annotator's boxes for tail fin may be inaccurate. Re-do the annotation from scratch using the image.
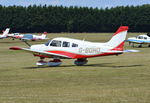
[41,32,47,39]
[2,28,10,37]
[106,26,128,51]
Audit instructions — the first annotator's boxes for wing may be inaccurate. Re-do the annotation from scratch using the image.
[9,47,71,59]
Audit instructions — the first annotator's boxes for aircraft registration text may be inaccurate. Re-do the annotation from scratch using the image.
[79,48,101,54]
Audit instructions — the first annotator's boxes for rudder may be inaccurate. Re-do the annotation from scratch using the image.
[106,26,128,51]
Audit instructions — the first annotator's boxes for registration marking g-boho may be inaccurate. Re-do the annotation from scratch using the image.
[79,48,101,54]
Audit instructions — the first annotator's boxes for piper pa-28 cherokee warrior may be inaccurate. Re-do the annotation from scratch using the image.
[10,26,138,67]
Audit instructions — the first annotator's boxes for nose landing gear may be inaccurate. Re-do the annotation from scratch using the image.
[36,57,47,67]
[36,60,47,67]
[36,58,62,67]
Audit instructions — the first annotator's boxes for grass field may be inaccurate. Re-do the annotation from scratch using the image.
[0,33,150,103]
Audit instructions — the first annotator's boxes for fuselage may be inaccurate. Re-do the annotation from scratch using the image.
[32,35,44,40]
[8,33,24,39]
[127,35,150,44]
[30,37,120,59]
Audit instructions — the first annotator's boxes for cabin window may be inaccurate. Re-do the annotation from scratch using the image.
[144,37,147,39]
[14,33,19,35]
[72,43,78,47]
[50,40,61,47]
[63,41,70,47]
[45,40,51,46]
[138,36,143,39]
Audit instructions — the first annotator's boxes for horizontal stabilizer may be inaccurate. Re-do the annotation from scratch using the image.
[101,49,139,53]
[123,49,140,53]
[101,50,123,53]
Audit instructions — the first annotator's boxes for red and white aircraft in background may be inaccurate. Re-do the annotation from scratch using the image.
[8,33,23,40]
[10,26,138,67]
[0,28,10,39]
[9,32,48,41]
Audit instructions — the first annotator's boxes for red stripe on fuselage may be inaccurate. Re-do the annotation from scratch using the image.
[46,51,121,59]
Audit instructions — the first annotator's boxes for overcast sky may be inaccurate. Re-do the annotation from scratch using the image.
[0,0,150,8]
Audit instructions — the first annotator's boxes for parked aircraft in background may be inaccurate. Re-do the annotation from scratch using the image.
[0,28,10,39]
[126,33,150,47]
[22,32,48,41]
[8,33,23,40]
[10,26,138,67]
[9,32,48,41]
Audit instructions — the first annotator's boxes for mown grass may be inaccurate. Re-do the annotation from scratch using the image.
[0,33,150,103]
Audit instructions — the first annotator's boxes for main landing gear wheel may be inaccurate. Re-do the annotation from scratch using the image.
[138,44,142,48]
[74,58,88,66]
[47,59,62,67]
[36,57,47,67]
[131,43,134,47]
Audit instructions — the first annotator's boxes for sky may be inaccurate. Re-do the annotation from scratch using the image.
[0,0,150,8]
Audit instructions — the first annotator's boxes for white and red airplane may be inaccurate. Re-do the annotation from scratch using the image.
[10,26,138,67]
[0,28,10,39]
[9,32,48,41]
[8,33,23,40]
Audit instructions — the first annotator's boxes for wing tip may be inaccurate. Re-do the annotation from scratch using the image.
[9,46,22,50]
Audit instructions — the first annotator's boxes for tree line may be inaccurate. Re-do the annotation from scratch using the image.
[0,4,150,33]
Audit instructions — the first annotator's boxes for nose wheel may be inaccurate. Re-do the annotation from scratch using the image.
[47,59,62,67]
[74,58,88,66]
[138,44,142,48]
[36,58,62,67]
[36,57,47,67]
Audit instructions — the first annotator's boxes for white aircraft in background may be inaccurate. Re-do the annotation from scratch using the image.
[9,32,48,41]
[126,33,150,47]
[8,33,23,40]
[10,26,138,67]
[0,28,10,39]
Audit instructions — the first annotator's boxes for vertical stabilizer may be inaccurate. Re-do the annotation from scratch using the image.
[2,28,10,37]
[106,26,128,51]
[41,32,47,39]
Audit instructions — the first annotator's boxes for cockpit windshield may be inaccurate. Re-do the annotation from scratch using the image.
[45,40,51,46]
